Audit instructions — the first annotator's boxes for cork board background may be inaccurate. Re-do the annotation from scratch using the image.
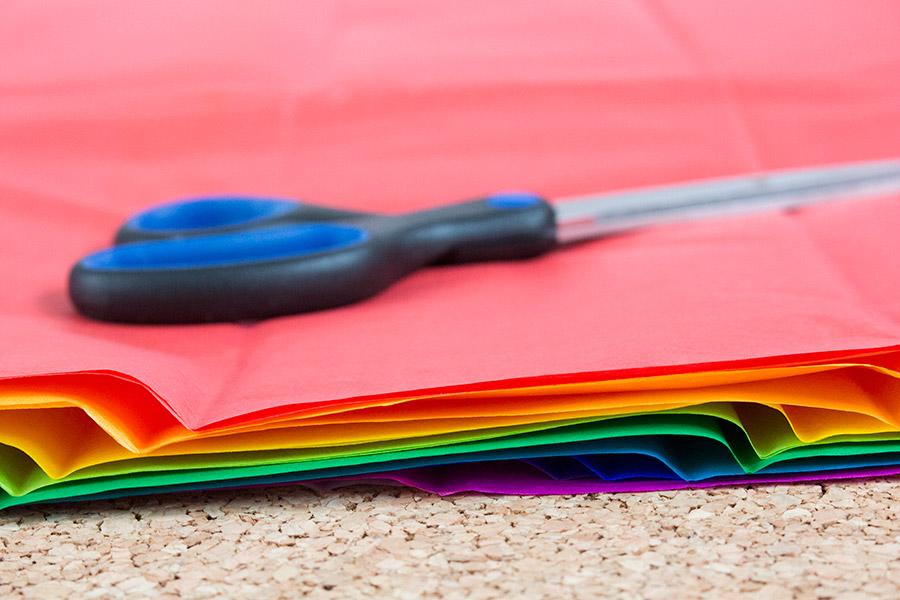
[3,480,900,599]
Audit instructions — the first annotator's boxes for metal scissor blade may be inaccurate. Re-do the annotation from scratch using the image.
[552,158,900,245]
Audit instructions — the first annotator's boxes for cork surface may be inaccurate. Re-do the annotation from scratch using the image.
[3,480,900,599]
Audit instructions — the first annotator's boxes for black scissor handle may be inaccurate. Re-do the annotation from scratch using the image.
[69,192,558,323]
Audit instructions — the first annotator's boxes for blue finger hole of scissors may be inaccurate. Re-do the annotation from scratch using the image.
[126,196,298,232]
[80,223,369,270]
[486,191,542,209]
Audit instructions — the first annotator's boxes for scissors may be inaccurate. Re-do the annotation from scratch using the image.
[69,159,900,324]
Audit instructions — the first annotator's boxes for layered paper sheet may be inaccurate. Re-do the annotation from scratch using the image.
[2,1,900,507]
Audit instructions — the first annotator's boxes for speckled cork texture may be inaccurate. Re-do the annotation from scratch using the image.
[3,481,900,599]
